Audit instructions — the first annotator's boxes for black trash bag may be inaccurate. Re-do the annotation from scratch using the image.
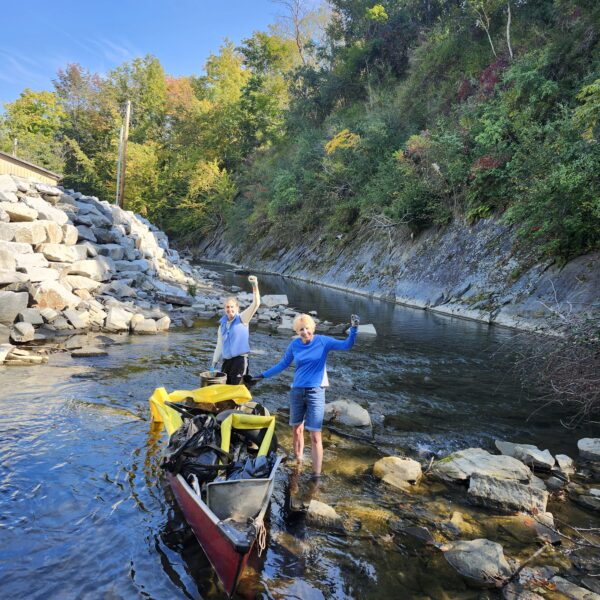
[227,453,274,481]
[178,443,232,483]
[164,413,206,458]
[161,413,232,484]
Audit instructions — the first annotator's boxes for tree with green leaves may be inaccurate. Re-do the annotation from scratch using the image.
[2,89,65,172]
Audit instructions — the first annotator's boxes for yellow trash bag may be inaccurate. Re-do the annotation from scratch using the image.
[220,413,276,458]
[149,384,252,435]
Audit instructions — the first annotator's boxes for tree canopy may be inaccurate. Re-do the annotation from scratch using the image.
[1,0,599,258]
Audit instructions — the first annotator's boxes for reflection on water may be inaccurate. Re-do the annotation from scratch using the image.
[0,267,597,599]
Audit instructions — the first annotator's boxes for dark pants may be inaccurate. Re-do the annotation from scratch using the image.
[222,355,249,385]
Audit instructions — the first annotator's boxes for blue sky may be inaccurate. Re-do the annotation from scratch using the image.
[0,0,285,105]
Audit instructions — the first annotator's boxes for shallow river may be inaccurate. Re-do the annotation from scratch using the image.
[0,267,596,599]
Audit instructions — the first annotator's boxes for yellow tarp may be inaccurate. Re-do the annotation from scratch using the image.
[149,384,252,436]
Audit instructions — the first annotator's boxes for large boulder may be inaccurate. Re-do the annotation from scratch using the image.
[96,243,125,261]
[495,441,555,471]
[0,291,29,325]
[104,306,133,331]
[444,539,512,587]
[62,223,78,245]
[156,316,171,331]
[10,322,35,343]
[0,201,38,221]
[15,253,48,269]
[345,323,377,336]
[9,221,48,245]
[549,576,600,599]
[0,248,16,271]
[33,280,80,311]
[261,294,289,308]
[468,473,549,514]
[306,500,343,530]
[63,275,102,292]
[108,280,136,298]
[38,220,64,244]
[0,191,18,203]
[0,271,27,285]
[75,225,97,243]
[17,308,44,325]
[0,174,18,194]
[0,240,33,255]
[22,196,69,225]
[22,267,60,282]
[578,438,600,461]
[94,228,121,244]
[114,258,150,273]
[35,182,61,196]
[68,257,114,281]
[568,483,600,513]
[432,448,532,483]
[63,308,87,329]
[555,454,576,476]
[324,399,371,427]
[0,222,16,241]
[373,456,422,491]
[37,243,78,263]
[131,317,158,334]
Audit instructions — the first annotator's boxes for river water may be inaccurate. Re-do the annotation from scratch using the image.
[0,267,596,599]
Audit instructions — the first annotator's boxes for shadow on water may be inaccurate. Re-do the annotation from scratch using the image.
[0,265,597,599]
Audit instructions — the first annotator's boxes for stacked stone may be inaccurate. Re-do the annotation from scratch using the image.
[0,173,217,364]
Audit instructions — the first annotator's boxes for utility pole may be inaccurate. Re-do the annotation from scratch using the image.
[115,125,124,206]
[117,100,131,210]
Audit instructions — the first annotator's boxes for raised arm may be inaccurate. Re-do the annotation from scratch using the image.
[323,315,360,351]
[240,275,260,325]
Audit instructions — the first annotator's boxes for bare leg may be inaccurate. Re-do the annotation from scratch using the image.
[293,423,304,463]
[310,431,323,476]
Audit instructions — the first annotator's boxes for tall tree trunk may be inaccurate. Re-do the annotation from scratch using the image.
[476,8,497,58]
[506,1,513,60]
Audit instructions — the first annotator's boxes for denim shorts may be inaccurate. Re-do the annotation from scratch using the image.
[289,387,326,432]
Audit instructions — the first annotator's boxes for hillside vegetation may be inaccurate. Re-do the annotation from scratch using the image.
[2,0,599,262]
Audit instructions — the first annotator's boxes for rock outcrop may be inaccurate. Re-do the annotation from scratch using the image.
[0,174,226,364]
[196,218,599,333]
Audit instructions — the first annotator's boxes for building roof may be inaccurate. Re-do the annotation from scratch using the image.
[0,151,61,181]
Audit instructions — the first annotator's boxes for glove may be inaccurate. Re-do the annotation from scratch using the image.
[210,364,216,376]
[350,314,360,328]
[243,374,264,387]
[248,275,258,287]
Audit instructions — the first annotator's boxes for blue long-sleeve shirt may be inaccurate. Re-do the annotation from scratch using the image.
[260,327,357,388]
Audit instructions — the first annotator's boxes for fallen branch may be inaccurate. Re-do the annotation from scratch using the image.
[506,544,548,584]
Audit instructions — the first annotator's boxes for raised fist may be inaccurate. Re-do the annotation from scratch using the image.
[350,314,360,328]
[248,275,258,287]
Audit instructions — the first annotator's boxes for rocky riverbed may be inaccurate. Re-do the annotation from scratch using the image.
[299,426,600,599]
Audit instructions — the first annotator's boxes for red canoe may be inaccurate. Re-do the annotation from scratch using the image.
[150,386,282,596]
[167,456,282,597]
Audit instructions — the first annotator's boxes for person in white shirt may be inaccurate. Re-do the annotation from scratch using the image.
[211,275,260,384]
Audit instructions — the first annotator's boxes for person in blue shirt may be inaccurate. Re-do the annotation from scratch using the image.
[254,313,360,476]
[212,275,260,384]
